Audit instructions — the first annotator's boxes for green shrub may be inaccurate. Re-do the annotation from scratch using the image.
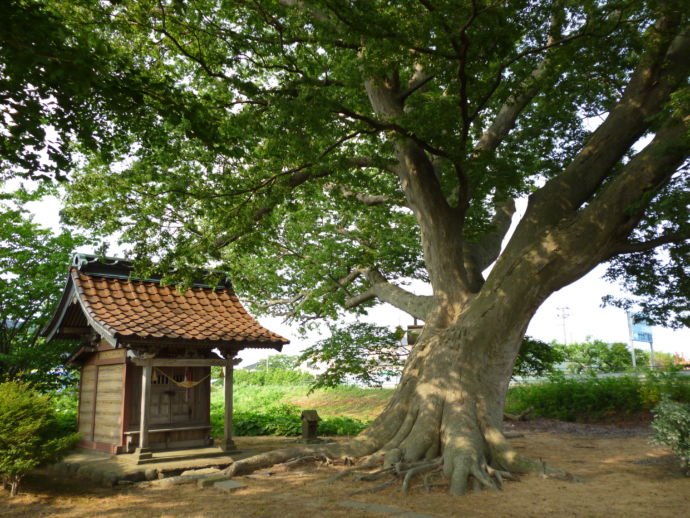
[0,382,80,496]
[317,416,368,436]
[640,367,690,407]
[51,389,79,435]
[506,374,642,421]
[233,404,303,436]
[650,397,690,476]
[231,406,368,437]
[505,370,690,421]
[210,388,370,437]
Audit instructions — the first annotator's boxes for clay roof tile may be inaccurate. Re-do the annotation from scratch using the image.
[70,270,288,348]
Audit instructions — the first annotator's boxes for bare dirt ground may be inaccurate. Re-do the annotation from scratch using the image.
[1,420,687,518]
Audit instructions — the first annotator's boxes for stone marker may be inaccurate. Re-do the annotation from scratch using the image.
[301,410,321,441]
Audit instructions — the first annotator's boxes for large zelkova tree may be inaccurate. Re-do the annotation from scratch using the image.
[2,0,689,494]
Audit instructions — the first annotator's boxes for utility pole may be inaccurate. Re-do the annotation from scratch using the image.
[626,311,638,370]
[556,306,570,345]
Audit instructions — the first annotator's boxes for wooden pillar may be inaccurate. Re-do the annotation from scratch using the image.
[219,357,237,451]
[135,359,153,462]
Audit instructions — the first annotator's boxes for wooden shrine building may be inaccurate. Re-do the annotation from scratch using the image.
[43,254,288,462]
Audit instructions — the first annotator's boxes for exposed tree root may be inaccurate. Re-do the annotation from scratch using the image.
[216,364,578,497]
[280,454,330,469]
[401,459,442,492]
[323,452,386,483]
[211,434,584,496]
[354,466,395,482]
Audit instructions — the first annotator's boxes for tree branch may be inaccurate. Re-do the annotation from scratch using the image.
[398,64,434,104]
[324,183,405,206]
[472,2,569,154]
[466,196,516,271]
[508,19,690,254]
[336,107,448,158]
[345,269,434,321]
[578,114,689,263]
[610,231,690,255]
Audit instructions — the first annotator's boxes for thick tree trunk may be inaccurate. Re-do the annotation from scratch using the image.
[224,297,546,494]
[350,299,540,495]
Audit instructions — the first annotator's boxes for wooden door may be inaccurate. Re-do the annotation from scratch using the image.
[150,367,192,426]
[127,366,210,429]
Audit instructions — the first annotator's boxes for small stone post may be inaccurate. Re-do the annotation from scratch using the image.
[300,410,321,442]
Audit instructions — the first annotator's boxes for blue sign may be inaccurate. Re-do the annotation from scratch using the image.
[631,317,653,344]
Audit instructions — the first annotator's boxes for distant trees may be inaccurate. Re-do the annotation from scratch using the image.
[233,355,315,386]
[513,337,565,378]
[555,338,674,374]
[0,197,86,391]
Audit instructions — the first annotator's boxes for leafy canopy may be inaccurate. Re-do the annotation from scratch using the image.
[0,0,686,330]
[300,322,407,389]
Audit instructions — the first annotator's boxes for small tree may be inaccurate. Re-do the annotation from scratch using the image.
[513,337,565,378]
[556,339,637,373]
[0,382,80,496]
[651,397,690,476]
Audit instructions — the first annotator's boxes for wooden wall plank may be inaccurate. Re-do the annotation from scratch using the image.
[93,364,124,447]
[78,365,97,438]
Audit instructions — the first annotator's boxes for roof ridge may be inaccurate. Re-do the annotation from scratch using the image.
[72,254,233,290]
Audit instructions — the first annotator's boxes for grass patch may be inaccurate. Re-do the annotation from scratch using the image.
[211,383,382,437]
[287,385,394,420]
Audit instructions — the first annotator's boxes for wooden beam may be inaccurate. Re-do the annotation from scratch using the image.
[90,366,99,442]
[136,359,153,461]
[220,357,237,451]
[131,358,226,367]
[59,326,92,335]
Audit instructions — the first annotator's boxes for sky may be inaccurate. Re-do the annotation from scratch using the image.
[19,188,690,369]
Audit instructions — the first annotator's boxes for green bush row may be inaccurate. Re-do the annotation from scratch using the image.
[211,399,368,437]
[506,369,690,421]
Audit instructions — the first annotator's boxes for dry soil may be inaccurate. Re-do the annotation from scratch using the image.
[1,420,688,518]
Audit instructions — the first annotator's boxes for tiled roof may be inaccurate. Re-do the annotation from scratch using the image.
[70,267,288,346]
